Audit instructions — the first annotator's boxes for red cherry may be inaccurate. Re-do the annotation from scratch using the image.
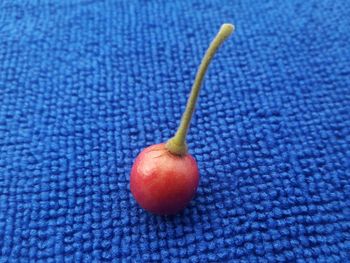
[130,24,234,215]
[130,143,199,215]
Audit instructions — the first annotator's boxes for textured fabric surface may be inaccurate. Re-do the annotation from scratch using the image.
[1,0,350,262]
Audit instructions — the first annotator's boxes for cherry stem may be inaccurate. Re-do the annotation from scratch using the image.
[166,23,235,156]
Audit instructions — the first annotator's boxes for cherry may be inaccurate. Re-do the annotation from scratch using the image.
[130,24,235,215]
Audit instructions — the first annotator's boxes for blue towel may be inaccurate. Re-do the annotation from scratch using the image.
[1,0,349,261]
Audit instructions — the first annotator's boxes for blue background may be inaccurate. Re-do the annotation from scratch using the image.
[1,0,350,262]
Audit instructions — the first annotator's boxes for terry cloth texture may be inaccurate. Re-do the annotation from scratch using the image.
[1,0,350,262]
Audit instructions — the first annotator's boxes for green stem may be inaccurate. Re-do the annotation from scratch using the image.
[166,23,235,155]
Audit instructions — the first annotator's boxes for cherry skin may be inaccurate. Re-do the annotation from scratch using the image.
[130,143,199,215]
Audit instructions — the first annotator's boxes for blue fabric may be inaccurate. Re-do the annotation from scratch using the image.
[1,0,350,262]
